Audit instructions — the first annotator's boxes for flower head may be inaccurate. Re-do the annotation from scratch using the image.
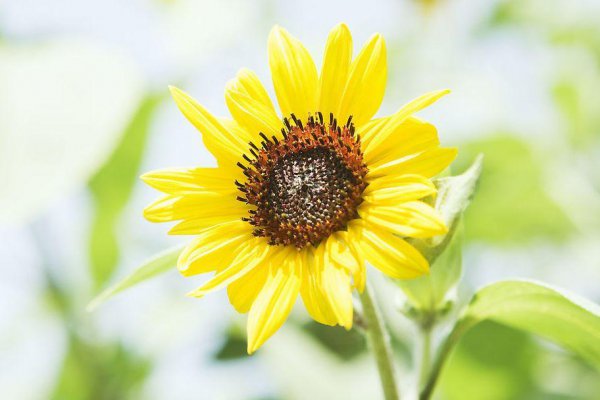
[143,24,456,353]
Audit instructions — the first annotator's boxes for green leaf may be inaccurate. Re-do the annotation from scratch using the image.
[301,321,367,361]
[399,156,482,314]
[433,155,483,236]
[458,280,600,367]
[552,53,600,147]
[422,280,600,399]
[87,244,184,312]
[88,94,163,288]
[420,154,483,257]
[400,229,463,317]
[52,335,150,400]
[213,330,249,361]
[440,322,540,400]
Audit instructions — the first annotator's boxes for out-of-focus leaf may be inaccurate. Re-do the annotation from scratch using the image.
[400,156,481,313]
[487,0,518,26]
[552,49,600,147]
[213,320,368,362]
[87,244,183,311]
[301,321,367,361]
[426,281,600,399]
[488,0,588,31]
[487,0,600,63]
[441,321,539,400]
[88,95,163,288]
[0,40,143,224]
[459,280,600,368]
[52,335,150,400]
[213,317,370,364]
[213,324,250,361]
[455,135,572,245]
[551,29,600,65]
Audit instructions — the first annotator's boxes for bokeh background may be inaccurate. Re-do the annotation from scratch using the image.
[1,0,600,399]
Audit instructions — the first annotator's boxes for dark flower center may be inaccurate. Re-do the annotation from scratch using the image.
[236,113,368,248]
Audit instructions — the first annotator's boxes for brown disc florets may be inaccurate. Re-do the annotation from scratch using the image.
[236,112,368,249]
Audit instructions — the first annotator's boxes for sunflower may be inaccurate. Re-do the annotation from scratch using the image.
[142,23,456,353]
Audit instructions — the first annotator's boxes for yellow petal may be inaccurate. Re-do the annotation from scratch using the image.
[322,236,354,329]
[317,264,353,330]
[169,86,251,165]
[342,221,369,292]
[368,147,458,179]
[225,70,282,138]
[247,249,302,354]
[300,245,337,326]
[141,167,235,195]
[325,230,366,291]
[328,231,362,278]
[345,228,367,292]
[229,68,275,109]
[227,262,269,314]
[338,33,387,126]
[300,238,355,329]
[177,221,253,276]
[318,23,352,120]
[268,25,318,119]
[363,117,440,167]
[363,174,436,205]
[358,117,387,141]
[360,201,448,238]
[362,90,450,160]
[227,246,290,314]
[357,225,429,279]
[143,194,244,224]
[168,214,245,235]
[218,118,258,180]
[187,238,272,296]
[143,195,195,222]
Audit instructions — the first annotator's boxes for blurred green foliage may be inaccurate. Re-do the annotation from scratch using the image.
[488,1,600,149]
[440,321,600,400]
[41,229,152,400]
[489,0,600,53]
[456,280,600,369]
[52,336,150,400]
[87,244,182,311]
[553,74,600,148]
[301,322,367,361]
[214,324,250,361]
[214,320,368,362]
[36,94,162,400]
[440,321,540,400]
[454,135,573,245]
[88,95,163,289]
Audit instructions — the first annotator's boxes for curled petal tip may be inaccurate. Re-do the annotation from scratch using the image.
[269,24,285,37]
[333,22,350,32]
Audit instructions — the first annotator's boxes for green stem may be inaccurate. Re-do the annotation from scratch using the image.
[419,326,432,389]
[359,283,400,400]
[419,321,469,400]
